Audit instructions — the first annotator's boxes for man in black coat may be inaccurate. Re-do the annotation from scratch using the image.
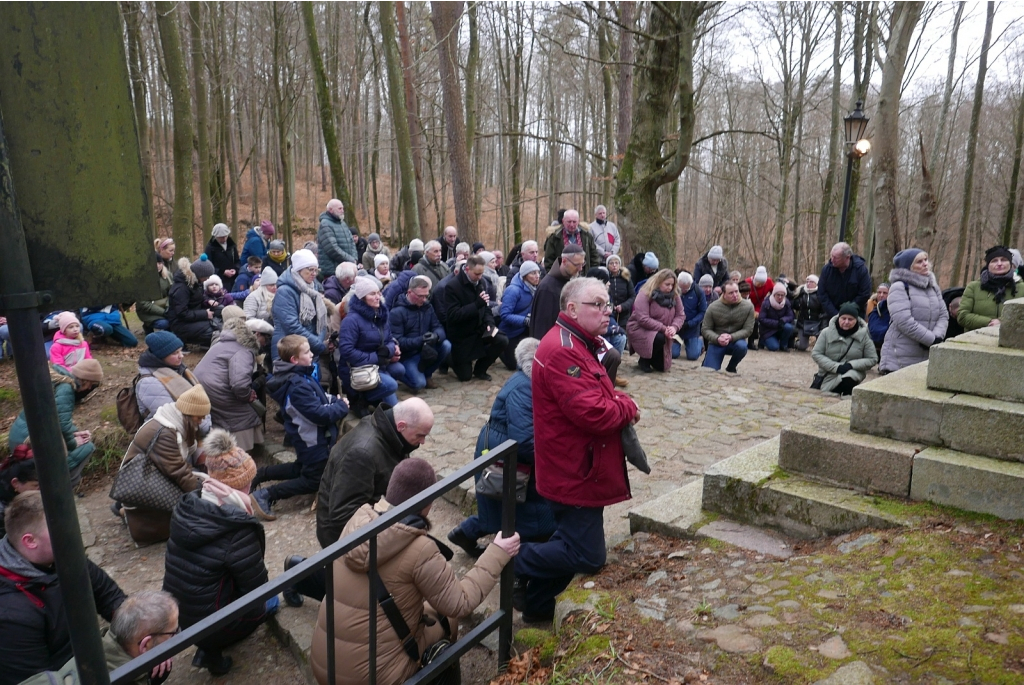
[438,224,459,263]
[281,400,435,606]
[442,255,509,382]
[0,492,126,685]
[530,244,585,339]
[818,242,872,318]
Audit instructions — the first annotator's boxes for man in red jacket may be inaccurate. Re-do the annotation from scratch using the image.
[513,277,639,623]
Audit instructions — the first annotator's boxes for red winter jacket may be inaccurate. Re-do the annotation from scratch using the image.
[532,314,638,507]
[745,277,775,313]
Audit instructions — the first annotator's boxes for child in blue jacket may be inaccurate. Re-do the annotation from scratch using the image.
[250,334,347,520]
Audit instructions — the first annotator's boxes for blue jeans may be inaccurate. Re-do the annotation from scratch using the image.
[0,325,10,359]
[401,340,452,389]
[363,362,404,407]
[762,323,796,351]
[682,336,704,360]
[607,331,627,354]
[702,338,748,371]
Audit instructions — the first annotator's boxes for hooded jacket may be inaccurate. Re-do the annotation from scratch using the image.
[0,537,125,685]
[608,270,635,323]
[811,315,878,393]
[162,490,268,629]
[244,284,275,323]
[390,293,446,356]
[267,359,347,463]
[316,407,412,548]
[692,252,731,290]
[193,319,262,433]
[240,227,269,265]
[532,315,638,507]
[317,211,358,278]
[8,368,92,469]
[338,297,397,369]
[758,294,796,338]
[679,285,707,340]
[310,505,509,685]
[880,268,948,373]
[499,273,535,339]
[957,276,1024,331]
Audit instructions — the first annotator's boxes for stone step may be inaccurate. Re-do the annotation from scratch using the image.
[627,478,706,538]
[927,328,1024,402]
[779,413,921,497]
[851,361,1024,463]
[998,297,1024,350]
[910,447,1024,520]
[701,437,911,539]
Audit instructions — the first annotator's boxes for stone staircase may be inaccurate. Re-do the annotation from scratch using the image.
[630,298,1024,541]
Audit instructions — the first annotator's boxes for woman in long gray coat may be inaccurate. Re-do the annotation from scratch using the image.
[879,249,948,374]
[193,318,272,450]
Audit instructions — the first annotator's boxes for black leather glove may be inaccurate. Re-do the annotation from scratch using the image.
[422,331,438,345]
[377,345,391,367]
[932,337,944,346]
[836,363,853,374]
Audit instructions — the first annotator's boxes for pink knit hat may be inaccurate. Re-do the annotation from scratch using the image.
[57,312,81,335]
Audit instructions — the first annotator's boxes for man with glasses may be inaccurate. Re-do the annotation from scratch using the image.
[514,277,639,623]
[391,276,451,390]
[103,590,178,685]
[0,491,127,685]
[701,281,755,373]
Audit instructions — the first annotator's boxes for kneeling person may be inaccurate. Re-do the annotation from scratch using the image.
[701,281,755,373]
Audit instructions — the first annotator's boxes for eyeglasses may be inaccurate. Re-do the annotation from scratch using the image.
[149,626,181,639]
[580,301,613,312]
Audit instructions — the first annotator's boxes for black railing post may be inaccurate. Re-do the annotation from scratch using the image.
[497,452,518,668]
[325,559,336,685]
[369,535,378,685]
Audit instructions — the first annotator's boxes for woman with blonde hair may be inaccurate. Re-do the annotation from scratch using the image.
[627,268,685,373]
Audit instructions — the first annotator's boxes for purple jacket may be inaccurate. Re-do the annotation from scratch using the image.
[758,297,795,338]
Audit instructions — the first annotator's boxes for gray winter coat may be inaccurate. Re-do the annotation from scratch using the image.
[811,316,877,393]
[192,319,261,433]
[879,268,948,373]
[136,358,212,435]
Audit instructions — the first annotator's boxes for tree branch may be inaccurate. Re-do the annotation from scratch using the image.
[691,128,777,147]
[474,131,607,162]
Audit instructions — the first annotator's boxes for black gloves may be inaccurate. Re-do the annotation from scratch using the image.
[836,363,853,375]
[422,331,438,345]
[932,337,944,346]
[377,345,391,367]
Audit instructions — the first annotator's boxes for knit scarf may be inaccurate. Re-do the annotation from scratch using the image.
[269,251,287,264]
[768,295,786,310]
[291,269,328,336]
[139,350,197,400]
[836,319,860,337]
[980,269,1015,305]
[651,289,676,309]
[54,334,87,366]
[199,474,253,515]
[153,403,195,464]
[562,229,581,247]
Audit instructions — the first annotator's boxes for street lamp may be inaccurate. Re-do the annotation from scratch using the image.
[838,100,871,244]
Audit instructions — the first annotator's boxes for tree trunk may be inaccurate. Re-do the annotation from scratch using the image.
[430,1,477,243]
[190,2,212,234]
[155,0,195,254]
[869,1,923,285]
[395,1,430,235]
[916,134,939,255]
[1002,84,1024,246]
[951,1,995,283]
[613,2,711,260]
[301,1,357,227]
[121,1,154,236]
[615,1,635,160]
[271,3,294,247]
[816,1,842,267]
[379,1,420,242]
[599,1,614,203]
[931,2,965,199]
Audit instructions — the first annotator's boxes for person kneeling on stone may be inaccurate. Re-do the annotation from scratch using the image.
[811,302,878,396]
[310,458,520,685]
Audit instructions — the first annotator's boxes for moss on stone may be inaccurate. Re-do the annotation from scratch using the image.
[514,628,559,664]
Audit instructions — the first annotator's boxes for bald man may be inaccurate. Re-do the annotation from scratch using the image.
[317,198,358,279]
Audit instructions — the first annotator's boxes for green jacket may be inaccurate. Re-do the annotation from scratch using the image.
[701,298,755,345]
[542,226,602,273]
[957,278,1024,332]
[7,368,93,469]
[137,269,173,324]
[102,628,150,685]
[811,316,877,393]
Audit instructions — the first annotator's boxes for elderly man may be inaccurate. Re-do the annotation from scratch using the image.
[324,262,358,305]
[445,241,472,271]
[507,240,545,283]
[589,205,620,260]
[281,399,435,606]
[514,277,639,623]
[438,225,459,262]
[0,492,127,685]
[317,199,358,280]
[693,245,730,290]
[391,276,450,390]
[818,242,872,318]
[443,255,508,381]
[103,591,178,685]
[542,209,601,272]
[493,249,509,278]
[412,239,451,289]
[701,281,755,373]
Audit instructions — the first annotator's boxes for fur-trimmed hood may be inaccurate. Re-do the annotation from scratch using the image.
[887,267,940,292]
[223,316,259,353]
[176,257,199,287]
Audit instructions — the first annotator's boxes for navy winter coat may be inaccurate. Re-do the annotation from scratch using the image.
[271,268,326,361]
[679,285,707,340]
[818,254,872,318]
[758,298,796,338]
[383,270,416,311]
[499,273,534,338]
[390,293,445,355]
[338,296,397,368]
[323,275,347,305]
[868,298,890,344]
[267,360,347,462]
[239,227,268,265]
[693,252,731,290]
[163,491,268,630]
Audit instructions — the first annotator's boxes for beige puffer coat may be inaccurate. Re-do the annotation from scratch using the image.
[310,504,510,685]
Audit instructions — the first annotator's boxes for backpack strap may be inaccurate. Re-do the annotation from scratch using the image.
[373,574,420,662]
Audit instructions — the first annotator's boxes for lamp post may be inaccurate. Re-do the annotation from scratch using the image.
[838,100,871,244]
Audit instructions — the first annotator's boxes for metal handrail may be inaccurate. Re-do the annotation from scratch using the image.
[109,439,519,685]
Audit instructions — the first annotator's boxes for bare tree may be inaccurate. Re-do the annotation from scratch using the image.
[190,1,213,232]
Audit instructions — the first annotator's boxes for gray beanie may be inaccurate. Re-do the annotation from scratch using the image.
[191,254,215,280]
[642,252,659,270]
[519,260,541,278]
[368,233,381,244]
[699,274,714,287]
[259,266,278,286]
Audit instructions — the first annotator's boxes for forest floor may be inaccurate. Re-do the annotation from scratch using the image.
[3,318,1023,684]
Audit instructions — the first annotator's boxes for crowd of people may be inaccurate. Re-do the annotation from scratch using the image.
[2,197,1023,685]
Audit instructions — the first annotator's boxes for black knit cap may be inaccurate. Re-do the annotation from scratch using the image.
[386,458,436,506]
[985,245,1013,266]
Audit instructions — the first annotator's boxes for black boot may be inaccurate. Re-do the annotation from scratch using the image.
[283,556,306,607]
[192,649,233,676]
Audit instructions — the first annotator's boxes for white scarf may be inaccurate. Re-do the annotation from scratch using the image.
[153,403,195,464]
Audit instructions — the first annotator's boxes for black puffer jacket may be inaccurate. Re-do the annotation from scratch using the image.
[167,259,212,327]
[162,491,268,629]
[0,538,125,685]
[205,236,241,290]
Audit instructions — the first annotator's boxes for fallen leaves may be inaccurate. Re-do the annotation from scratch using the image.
[487,649,550,685]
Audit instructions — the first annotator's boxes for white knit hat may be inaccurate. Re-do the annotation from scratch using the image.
[352,276,381,300]
[708,245,723,260]
[211,223,231,238]
[205,274,223,290]
[754,266,768,285]
[374,254,390,268]
[409,239,424,252]
[291,248,318,272]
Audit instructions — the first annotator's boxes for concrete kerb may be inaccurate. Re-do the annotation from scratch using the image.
[910,447,1024,520]
[998,297,1024,350]
[628,478,706,538]
[927,336,1024,402]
